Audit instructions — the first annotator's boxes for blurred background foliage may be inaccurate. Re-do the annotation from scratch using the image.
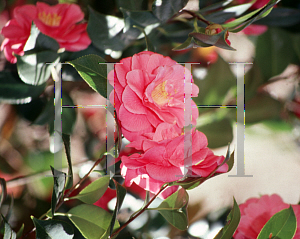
[0,0,300,238]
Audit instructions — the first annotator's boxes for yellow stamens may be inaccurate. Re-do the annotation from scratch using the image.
[151,81,169,106]
[38,12,62,27]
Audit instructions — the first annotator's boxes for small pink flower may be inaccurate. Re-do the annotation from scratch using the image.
[1,2,91,63]
[120,128,227,197]
[108,51,199,142]
[234,194,300,239]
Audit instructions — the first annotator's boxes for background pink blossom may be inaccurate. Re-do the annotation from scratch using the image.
[0,2,91,63]
[234,194,300,239]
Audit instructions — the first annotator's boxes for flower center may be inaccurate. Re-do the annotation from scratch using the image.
[151,81,169,106]
[38,12,62,27]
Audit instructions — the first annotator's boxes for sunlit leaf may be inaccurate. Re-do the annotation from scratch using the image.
[32,217,74,239]
[257,206,296,239]
[2,214,16,239]
[65,204,119,239]
[68,54,107,98]
[50,167,66,217]
[70,176,110,204]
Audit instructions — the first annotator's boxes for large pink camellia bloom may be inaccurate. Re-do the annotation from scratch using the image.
[234,194,300,239]
[1,2,91,63]
[108,51,199,142]
[121,126,228,197]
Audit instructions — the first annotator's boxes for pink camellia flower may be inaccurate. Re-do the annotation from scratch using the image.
[108,51,199,142]
[34,2,91,52]
[0,5,36,63]
[1,2,91,63]
[121,127,228,197]
[234,194,300,239]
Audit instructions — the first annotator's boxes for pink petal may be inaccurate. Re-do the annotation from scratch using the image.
[126,69,146,99]
[122,86,147,114]
[146,164,182,182]
[119,104,152,131]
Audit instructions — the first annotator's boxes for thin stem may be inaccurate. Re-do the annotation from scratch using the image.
[110,184,168,238]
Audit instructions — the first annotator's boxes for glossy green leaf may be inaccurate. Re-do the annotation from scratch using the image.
[68,54,107,98]
[31,217,74,239]
[50,167,66,217]
[2,214,16,239]
[197,118,233,149]
[87,7,125,52]
[0,72,46,104]
[152,0,189,23]
[62,134,73,190]
[70,176,110,204]
[153,188,189,230]
[214,197,240,239]
[66,204,119,239]
[16,51,60,86]
[257,206,296,239]
[121,8,159,28]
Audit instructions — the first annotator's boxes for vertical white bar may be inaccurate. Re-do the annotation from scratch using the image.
[183,63,193,176]
[229,63,253,178]
[53,63,63,175]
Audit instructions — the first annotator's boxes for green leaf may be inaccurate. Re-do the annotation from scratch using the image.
[68,54,107,98]
[31,217,74,239]
[2,214,16,239]
[65,204,119,239]
[62,134,73,190]
[255,27,294,81]
[16,51,60,86]
[50,167,66,217]
[121,8,159,28]
[87,7,126,52]
[0,178,7,208]
[214,197,241,239]
[152,0,189,23]
[24,23,60,53]
[257,206,297,239]
[153,188,189,230]
[105,179,126,238]
[0,72,46,104]
[70,176,110,204]
[197,118,233,149]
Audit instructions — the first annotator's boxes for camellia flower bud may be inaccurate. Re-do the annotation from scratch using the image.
[205,23,231,45]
